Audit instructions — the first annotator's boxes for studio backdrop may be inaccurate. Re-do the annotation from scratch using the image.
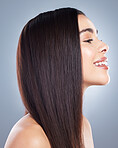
[0,0,117,148]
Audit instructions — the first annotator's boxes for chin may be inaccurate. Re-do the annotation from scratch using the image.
[93,74,110,86]
[85,73,110,87]
[97,79,110,85]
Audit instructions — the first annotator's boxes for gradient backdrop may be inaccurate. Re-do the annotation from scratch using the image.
[0,0,117,147]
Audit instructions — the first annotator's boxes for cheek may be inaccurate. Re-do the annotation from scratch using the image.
[81,46,96,82]
[81,46,95,71]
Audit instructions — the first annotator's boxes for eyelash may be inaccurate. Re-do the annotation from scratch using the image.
[84,39,93,44]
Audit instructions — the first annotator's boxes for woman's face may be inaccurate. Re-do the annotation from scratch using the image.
[78,15,110,90]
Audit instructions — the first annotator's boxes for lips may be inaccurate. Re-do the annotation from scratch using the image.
[93,57,108,64]
[96,64,108,70]
[93,57,109,70]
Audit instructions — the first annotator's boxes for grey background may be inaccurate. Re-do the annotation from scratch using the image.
[0,0,117,148]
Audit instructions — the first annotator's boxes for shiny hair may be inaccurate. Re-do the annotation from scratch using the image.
[16,7,85,148]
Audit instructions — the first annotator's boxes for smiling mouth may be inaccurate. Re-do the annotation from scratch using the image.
[93,57,109,70]
[94,64,109,70]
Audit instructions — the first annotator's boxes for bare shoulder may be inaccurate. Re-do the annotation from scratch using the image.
[83,115,92,131]
[82,115,94,148]
[4,113,51,148]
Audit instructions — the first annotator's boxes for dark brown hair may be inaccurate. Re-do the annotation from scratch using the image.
[16,7,85,148]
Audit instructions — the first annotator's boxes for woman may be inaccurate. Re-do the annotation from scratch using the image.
[4,7,109,148]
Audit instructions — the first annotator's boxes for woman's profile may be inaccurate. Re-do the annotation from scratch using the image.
[4,7,109,148]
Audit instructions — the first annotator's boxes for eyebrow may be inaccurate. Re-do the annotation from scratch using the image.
[79,28,98,35]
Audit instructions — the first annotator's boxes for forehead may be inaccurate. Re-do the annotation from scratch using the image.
[78,15,96,32]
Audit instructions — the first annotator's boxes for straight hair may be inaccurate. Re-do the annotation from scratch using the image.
[16,7,85,148]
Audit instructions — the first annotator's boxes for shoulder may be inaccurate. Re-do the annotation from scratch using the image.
[82,115,94,148]
[4,114,51,148]
[83,115,92,131]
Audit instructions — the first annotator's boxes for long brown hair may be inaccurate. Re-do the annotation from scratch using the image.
[16,7,85,148]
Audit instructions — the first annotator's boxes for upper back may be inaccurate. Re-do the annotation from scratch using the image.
[4,113,94,148]
[4,113,51,148]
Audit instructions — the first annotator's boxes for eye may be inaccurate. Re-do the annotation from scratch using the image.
[83,39,93,44]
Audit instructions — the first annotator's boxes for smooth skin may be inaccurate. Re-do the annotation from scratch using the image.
[4,114,92,148]
[4,14,109,148]
[78,15,110,92]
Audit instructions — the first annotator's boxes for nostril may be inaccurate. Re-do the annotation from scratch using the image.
[102,49,107,52]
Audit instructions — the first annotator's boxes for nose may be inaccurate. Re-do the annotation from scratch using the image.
[99,40,109,53]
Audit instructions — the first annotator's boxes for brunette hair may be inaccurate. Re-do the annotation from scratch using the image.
[16,7,85,148]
